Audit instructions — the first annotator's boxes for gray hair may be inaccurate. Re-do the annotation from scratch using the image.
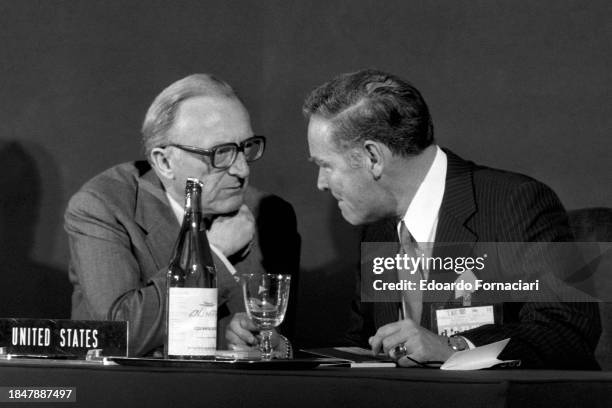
[141,74,239,161]
[303,69,434,157]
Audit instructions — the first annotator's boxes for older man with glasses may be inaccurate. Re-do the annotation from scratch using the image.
[65,74,300,356]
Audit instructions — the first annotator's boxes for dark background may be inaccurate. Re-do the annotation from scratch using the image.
[0,0,610,346]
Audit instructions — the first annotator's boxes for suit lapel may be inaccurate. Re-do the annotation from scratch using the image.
[425,150,478,307]
[435,149,478,245]
[134,168,180,271]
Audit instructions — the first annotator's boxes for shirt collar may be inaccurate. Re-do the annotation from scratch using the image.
[400,145,447,243]
[166,192,184,224]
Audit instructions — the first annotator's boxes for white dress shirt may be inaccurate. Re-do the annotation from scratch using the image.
[397,145,447,268]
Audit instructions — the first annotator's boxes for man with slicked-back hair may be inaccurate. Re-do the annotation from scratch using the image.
[301,69,600,369]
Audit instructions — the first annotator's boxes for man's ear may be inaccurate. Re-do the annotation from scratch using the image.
[150,147,175,180]
[363,140,386,179]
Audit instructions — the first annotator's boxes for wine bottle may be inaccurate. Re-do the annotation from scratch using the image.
[165,177,217,359]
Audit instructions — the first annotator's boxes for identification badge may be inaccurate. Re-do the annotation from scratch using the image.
[433,305,497,337]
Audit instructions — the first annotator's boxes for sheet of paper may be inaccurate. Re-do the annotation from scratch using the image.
[440,338,519,370]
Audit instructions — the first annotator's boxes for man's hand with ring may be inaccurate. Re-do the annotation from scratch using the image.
[389,343,408,361]
[368,318,455,366]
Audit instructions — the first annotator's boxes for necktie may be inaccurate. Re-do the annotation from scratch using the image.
[398,221,423,324]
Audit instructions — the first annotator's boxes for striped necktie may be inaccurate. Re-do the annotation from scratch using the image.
[398,221,424,324]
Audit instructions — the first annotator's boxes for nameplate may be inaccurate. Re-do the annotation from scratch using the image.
[0,319,128,357]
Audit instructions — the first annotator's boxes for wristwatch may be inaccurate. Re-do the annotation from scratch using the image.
[447,335,469,352]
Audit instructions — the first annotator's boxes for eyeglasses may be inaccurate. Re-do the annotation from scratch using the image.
[161,135,266,169]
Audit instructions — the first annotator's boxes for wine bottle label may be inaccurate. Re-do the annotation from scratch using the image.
[167,287,217,357]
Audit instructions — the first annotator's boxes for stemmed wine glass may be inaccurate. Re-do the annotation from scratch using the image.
[241,273,291,360]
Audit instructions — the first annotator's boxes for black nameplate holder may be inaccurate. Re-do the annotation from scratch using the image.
[0,318,128,358]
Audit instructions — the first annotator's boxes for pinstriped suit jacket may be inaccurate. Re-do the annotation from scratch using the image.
[65,161,300,356]
[346,149,601,369]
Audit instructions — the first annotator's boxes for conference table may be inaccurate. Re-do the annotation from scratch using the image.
[1,358,611,408]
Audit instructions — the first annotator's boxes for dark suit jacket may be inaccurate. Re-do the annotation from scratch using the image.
[65,161,300,356]
[346,149,601,369]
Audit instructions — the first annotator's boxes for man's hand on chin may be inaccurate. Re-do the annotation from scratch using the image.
[368,318,455,366]
[207,204,255,258]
